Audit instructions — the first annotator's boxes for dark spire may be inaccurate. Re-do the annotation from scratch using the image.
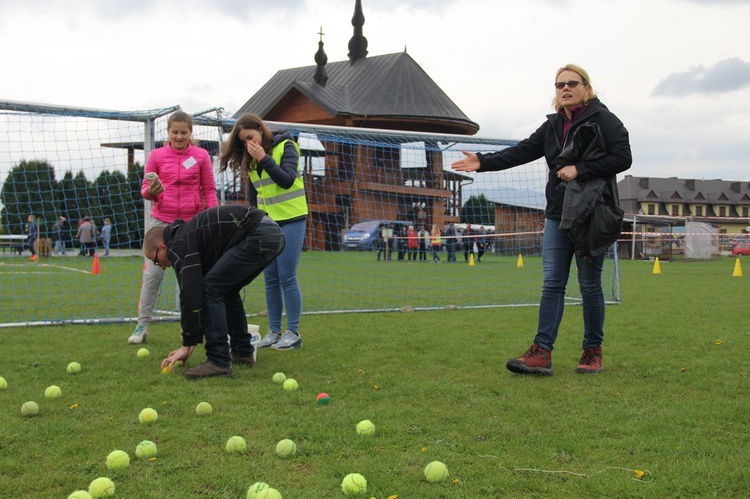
[347,0,368,64]
[314,26,328,86]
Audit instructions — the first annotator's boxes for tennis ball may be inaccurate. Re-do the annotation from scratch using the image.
[45,385,62,399]
[106,450,130,470]
[68,490,93,499]
[21,401,40,417]
[135,440,157,459]
[88,477,115,498]
[196,401,213,416]
[138,407,158,424]
[226,435,247,453]
[282,378,298,391]
[424,460,449,483]
[67,362,82,374]
[356,419,375,436]
[275,438,297,458]
[272,372,286,384]
[0,376,7,389]
[341,473,367,496]
[161,365,174,375]
[316,392,330,405]
[137,348,150,358]
[257,488,282,499]
[246,481,270,499]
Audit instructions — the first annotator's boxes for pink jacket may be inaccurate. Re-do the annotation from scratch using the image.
[142,143,218,223]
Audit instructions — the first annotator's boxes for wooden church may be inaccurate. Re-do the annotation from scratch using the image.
[234,0,479,250]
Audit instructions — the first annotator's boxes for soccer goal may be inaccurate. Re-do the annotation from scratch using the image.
[0,100,621,327]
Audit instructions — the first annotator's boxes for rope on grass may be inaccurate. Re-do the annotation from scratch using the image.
[477,454,654,483]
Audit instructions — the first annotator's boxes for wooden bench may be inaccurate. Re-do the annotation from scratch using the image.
[0,235,27,255]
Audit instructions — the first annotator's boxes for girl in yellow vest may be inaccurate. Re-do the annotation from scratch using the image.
[220,114,308,351]
[430,224,442,262]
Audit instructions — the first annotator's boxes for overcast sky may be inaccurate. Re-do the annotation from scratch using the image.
[1,0,749,181]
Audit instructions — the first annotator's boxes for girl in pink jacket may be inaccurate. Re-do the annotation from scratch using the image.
[128,110,218,344]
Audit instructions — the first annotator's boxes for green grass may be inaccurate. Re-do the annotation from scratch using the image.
[0,257,748,497]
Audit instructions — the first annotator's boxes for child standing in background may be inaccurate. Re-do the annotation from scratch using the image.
[100,218,112,256]
[128,110,218,345]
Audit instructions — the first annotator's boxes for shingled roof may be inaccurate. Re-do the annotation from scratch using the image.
[233,52,479,135]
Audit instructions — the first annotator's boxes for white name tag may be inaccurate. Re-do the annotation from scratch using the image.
[183,156,197,169]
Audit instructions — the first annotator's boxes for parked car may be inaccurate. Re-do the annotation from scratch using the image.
[342,220,413,251]
[731,242,750,256]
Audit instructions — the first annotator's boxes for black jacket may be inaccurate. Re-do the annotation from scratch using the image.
[476,98,631,219]
[163,205,267,346]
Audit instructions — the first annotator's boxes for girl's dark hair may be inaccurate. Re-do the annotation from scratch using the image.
[219,113,273,174]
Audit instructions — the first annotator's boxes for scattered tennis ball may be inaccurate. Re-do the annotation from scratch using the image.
[45,385,62,399]
[161,365,174,375]
[67,362,82,374]
[0,376,7,389]
[135,440,157,459]
[138,407,158,424]
[246,481,270,499]
[341,473,367,496]
[196,402,213,416]
[282,378,298,391]
[106,450,130,470]
[21,401,40,417]
[424,460,449,483]
[356,419,375,436]
[226,435,247,453]
[275,438,297,458]
[257,488,281,499]
[137,348,150,358]
[88,477,115,498]
[67,490,93,499]
[316,392,330,405]
[272,372,286,384]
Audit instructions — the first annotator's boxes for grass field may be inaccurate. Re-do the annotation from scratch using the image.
[0,257,748,498]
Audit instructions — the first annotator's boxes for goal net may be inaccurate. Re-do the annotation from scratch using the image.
[0,100,620,327]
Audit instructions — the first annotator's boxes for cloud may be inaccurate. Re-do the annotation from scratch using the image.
[652,58,750,96]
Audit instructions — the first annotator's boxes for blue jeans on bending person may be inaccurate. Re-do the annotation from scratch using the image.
[533,218,606,352]
[263,218,305,335]
[201,220,285,368]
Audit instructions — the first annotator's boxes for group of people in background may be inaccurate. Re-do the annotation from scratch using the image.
[376,223,490,264]
[22,213,112,259]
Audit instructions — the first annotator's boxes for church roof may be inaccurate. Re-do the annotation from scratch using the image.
[234,52,479,134]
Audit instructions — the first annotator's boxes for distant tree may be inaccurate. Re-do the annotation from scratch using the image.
[461,194,495,226]
[95,169,142,248]
[0,160,59,236]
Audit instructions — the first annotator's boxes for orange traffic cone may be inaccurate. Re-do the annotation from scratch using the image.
[652,257,661,275]
[517,254,524,268]
[732,258,743,277]
[91,254,101,275]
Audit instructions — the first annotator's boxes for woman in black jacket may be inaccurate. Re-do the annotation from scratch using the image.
[452,64,631,376]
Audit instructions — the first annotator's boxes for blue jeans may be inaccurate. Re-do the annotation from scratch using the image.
[534,219,606,351]
[264,218,305,334]
[202,221,285,368]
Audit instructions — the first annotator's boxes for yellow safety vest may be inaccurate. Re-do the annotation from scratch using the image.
[248,139,308,222]
[431,233,441,245]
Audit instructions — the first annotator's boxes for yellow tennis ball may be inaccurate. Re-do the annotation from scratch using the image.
[161,365,174,375]
[88,477,115,498]
[138,407,158,424]
[226,435,247,453]
[341,473,367,496]
[246,481,270,499]
[137,348,150,358]
[0,376,7,389]
[356,419,375,436]
[196,402,213,416]
[282,378,298,391]
[424,460,449,483]
[257,488,281,499]
[45,385,62,399]
[275,438,297,458]
[272,372,287,384]
[21,401,39,417]
[135,440,157,459]
[67,490,93,499]
[67,362,82,374]
[106,450,130,470]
